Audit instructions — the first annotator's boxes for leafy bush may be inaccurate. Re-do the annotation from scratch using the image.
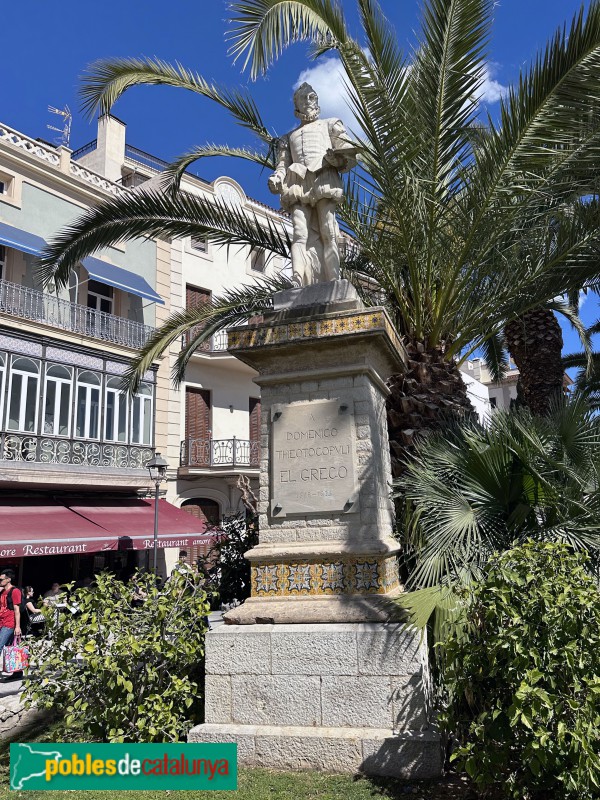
[442,542,600,799]
[22,569,210,743]
[207,513,258,605]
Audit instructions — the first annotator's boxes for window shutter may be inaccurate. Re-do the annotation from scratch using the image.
[185,387,211,453]
[249,397,261,443]
[185,285,211,348]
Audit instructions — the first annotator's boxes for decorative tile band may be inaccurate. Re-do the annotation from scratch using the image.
[251,555,400,597]
[228,308,403,357]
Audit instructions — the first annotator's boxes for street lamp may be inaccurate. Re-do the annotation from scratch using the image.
[146,452,168,576]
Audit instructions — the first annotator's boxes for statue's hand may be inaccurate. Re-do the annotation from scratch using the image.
[324,148,346,169]
[268,173,283,194]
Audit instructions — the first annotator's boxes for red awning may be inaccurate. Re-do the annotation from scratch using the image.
[0,498,215,559]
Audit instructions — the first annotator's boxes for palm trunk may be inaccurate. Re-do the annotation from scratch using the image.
[386,342,475,478]
[504,309,563,416]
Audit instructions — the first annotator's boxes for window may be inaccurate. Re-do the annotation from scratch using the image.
[250,249,266,272]
[87,280,113,314]
[249,397,261,443]
[490,397,497,408]
[185,285,211,348]
[0,176,13,199]
[105,377,128,442]
[120,172,149,189]
[76,370,101,439]
[190,237,207,253]
[7,357,40,432]
[131,383,152,446]
[43,364,72,436]
[0,245,5,281]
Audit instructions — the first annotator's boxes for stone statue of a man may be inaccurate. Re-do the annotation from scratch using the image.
[268,83,356,286]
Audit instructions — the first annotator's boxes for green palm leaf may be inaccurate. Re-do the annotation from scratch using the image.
[123,276,293,394]
[80,57,274,143]
[161,144,277,195]
[227,0,349,79]
[38,189,292,290]
[399,395,600,591]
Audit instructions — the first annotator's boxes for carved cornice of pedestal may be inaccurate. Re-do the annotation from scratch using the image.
[246,538,400,561]
[227,306,407,377]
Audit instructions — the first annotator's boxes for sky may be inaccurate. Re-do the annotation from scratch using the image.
[1,0,596,362]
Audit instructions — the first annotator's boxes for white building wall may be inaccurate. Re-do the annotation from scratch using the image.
[182,360,259,442]
[461,371,491,424]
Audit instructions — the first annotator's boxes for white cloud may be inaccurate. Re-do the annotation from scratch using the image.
[295,57,355,124]
[479,64,508,104]
[296,58,508,121]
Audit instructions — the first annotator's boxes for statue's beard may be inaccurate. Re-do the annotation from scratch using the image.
[295,105,320,123]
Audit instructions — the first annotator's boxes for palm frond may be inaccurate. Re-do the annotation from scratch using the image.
[461,4,600,266]
[227,0,349,79]
[397,585,462,639]
[80,57,274,143]
[477,331,508,384]
[161,144,277,195]
[38,189,292,290]
[548,296,592,375]
[122,275,293,394]
[398,396,600,589]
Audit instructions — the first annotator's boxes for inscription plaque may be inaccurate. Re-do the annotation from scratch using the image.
[271,399,358,517]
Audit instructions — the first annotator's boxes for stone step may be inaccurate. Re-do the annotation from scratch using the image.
[188,723,442,779]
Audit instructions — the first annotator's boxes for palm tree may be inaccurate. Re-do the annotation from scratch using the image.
[504,309,565,415]
[39,0,600,474]
[398,395,600,590]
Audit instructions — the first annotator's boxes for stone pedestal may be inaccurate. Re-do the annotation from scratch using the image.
[189,281,443,778]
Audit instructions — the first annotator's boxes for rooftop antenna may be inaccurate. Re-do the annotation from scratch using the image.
[47,105,72,148]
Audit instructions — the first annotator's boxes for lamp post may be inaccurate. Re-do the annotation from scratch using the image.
[146,452,168,576]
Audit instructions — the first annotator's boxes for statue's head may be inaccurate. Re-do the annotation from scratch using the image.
[293,83,320,123]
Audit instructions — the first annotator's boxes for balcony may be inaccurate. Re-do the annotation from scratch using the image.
[189,329,229,354]
[0,431,153,469]
[180,438,260,470]
[0,279,154,349]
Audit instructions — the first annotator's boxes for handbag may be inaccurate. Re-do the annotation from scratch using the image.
[29,612,44,625]
[3,636,29,673]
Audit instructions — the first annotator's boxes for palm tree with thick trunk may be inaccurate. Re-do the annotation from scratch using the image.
[504,308,565,415]
[39,0,600,470]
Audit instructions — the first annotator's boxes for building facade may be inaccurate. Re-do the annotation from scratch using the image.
[0,119,209,587]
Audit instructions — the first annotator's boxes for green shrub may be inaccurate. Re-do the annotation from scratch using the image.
[208,512,259,605]
[442,541,600,799]
[22,569,210,743]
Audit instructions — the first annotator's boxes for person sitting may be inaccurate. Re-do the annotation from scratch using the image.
[24,587,44,635]
[43,583,61,603]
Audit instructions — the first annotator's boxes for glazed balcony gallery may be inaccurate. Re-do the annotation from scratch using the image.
[0,339,155,468]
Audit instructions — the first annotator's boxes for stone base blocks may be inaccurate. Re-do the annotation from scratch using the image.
[189,621,443,779]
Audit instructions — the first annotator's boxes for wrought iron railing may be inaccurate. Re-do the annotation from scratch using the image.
[124,144,212,186]
[0,431,153,470]
[183,328,230,353]
[125,144,169,173]
[71,139,97,160]
[180,438,260,468]
[210,330,229,351]
[0,279,154,349]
